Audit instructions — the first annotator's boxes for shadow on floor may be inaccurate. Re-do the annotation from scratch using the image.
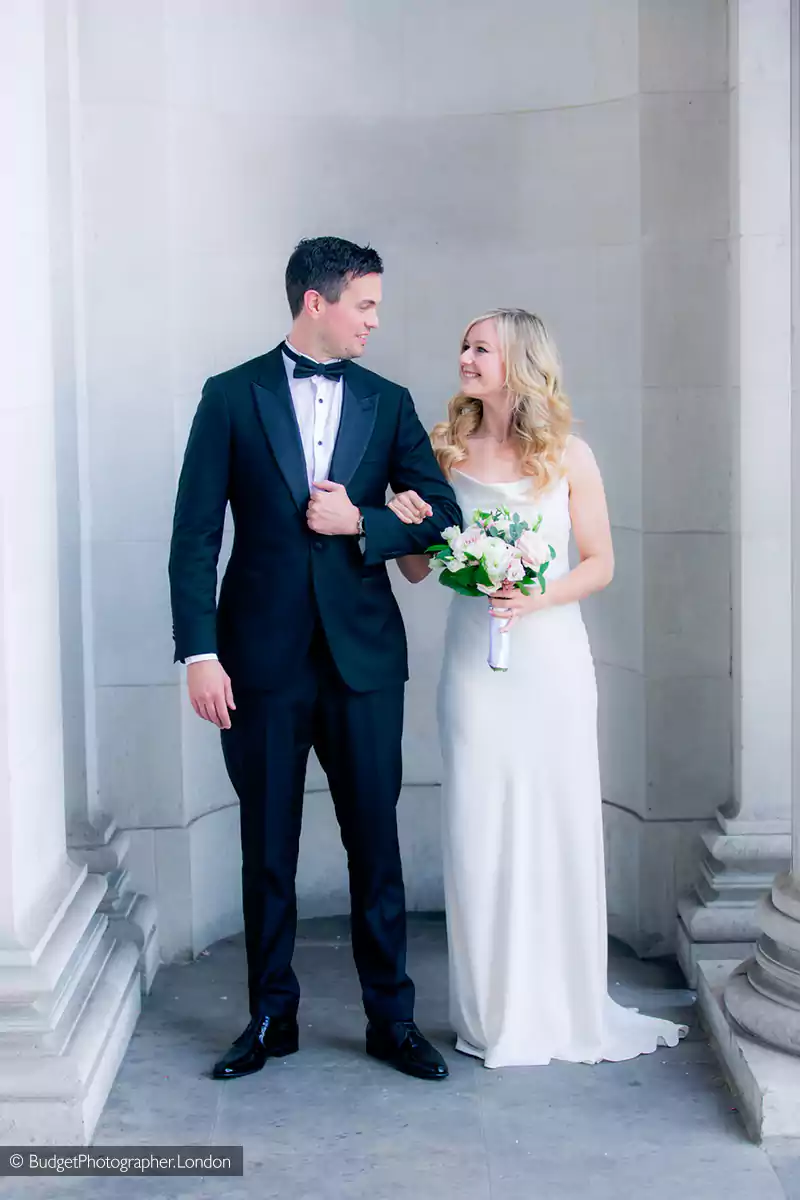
[2,916,796,1199]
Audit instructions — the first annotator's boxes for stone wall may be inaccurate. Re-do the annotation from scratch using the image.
[63,0,732,958]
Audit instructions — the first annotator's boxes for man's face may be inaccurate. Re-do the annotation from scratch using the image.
[316,272,382,360]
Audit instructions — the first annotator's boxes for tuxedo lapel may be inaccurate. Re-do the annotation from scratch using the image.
[251,347,309,511]
[329,372,379,489]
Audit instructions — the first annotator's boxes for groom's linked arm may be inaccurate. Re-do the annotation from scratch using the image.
[360,389,461,567]
[168,380,230,662]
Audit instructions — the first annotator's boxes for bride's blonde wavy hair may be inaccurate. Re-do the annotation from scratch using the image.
[431,309,572,492]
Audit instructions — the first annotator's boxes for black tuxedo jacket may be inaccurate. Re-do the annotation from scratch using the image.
[168,345,462,692]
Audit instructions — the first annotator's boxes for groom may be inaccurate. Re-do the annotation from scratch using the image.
[169,236,461,1082]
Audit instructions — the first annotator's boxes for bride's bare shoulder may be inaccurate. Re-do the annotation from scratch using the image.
[563,435,602,484]
[564,434,595,466]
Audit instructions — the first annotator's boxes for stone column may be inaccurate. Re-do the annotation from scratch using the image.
[0,0,140,1143]
[690,0,800,1142]
[723,0,800,1058]
[44,0,158,991]
[677,0,793,984]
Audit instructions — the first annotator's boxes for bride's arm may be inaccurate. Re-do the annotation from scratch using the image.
[546,436,614,605]
[385,489,436,584]
[488,438,613,630]
[396,554,432,584]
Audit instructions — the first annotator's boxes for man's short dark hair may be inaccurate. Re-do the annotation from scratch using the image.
[285,237,383,318]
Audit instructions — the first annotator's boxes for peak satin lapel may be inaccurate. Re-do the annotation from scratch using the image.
[251,362,309,511]
[329,381,378,489]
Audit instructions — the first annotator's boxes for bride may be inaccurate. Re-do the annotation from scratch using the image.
[390,308,687,1067]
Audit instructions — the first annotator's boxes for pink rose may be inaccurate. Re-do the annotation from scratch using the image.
[516,529,549,569]
[505,555,526,583]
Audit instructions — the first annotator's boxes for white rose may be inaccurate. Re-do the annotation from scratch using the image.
[480,539,514,584]
[516,529,550,569]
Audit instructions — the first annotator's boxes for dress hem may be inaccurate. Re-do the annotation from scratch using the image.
[454,1023,689,1069]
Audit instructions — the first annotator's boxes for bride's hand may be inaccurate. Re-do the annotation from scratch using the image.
[488,582,550,631]
[387,490,433,525]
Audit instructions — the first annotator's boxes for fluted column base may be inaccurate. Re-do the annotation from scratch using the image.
[723,874,800,1055]
[0,864,141,1144]
[69,816,159,993]
[676,812,790,985]
[692,877,800,1139]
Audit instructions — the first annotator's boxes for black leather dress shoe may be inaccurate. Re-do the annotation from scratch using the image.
[366,1020,449,1081]
[212,1014,299,1080]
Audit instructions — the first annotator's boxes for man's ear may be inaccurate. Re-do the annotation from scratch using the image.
[304,289,323,318]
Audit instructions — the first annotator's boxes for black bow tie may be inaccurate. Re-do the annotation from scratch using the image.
[282,343,348,381]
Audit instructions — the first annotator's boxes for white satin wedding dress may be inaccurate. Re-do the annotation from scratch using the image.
[438,467,687,1067]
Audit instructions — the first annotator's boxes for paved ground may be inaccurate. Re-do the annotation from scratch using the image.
[4,915,800,1199]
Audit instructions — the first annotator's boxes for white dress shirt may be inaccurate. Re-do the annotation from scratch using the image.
[185,342,346,665]
[284,342,345,487]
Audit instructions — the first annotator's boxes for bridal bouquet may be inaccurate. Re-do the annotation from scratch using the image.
[427,508,556,671]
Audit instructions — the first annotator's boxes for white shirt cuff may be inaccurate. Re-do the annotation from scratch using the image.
[185,653,219,665]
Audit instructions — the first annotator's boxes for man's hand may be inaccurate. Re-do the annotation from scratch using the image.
[307,480,361,535]
[187,660,236,729]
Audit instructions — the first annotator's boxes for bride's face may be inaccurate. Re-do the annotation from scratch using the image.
[459,320,506,400]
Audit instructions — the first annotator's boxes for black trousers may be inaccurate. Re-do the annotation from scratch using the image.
[220,625,415,1026]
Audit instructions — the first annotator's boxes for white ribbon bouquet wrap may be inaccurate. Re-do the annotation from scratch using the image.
[427,507,555,671]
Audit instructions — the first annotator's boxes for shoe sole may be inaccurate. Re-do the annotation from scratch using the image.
[212,1040,299,1080]
[366,1044,449,1081]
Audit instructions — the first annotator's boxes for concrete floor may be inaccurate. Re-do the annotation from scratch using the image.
[4,915,800,1199]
